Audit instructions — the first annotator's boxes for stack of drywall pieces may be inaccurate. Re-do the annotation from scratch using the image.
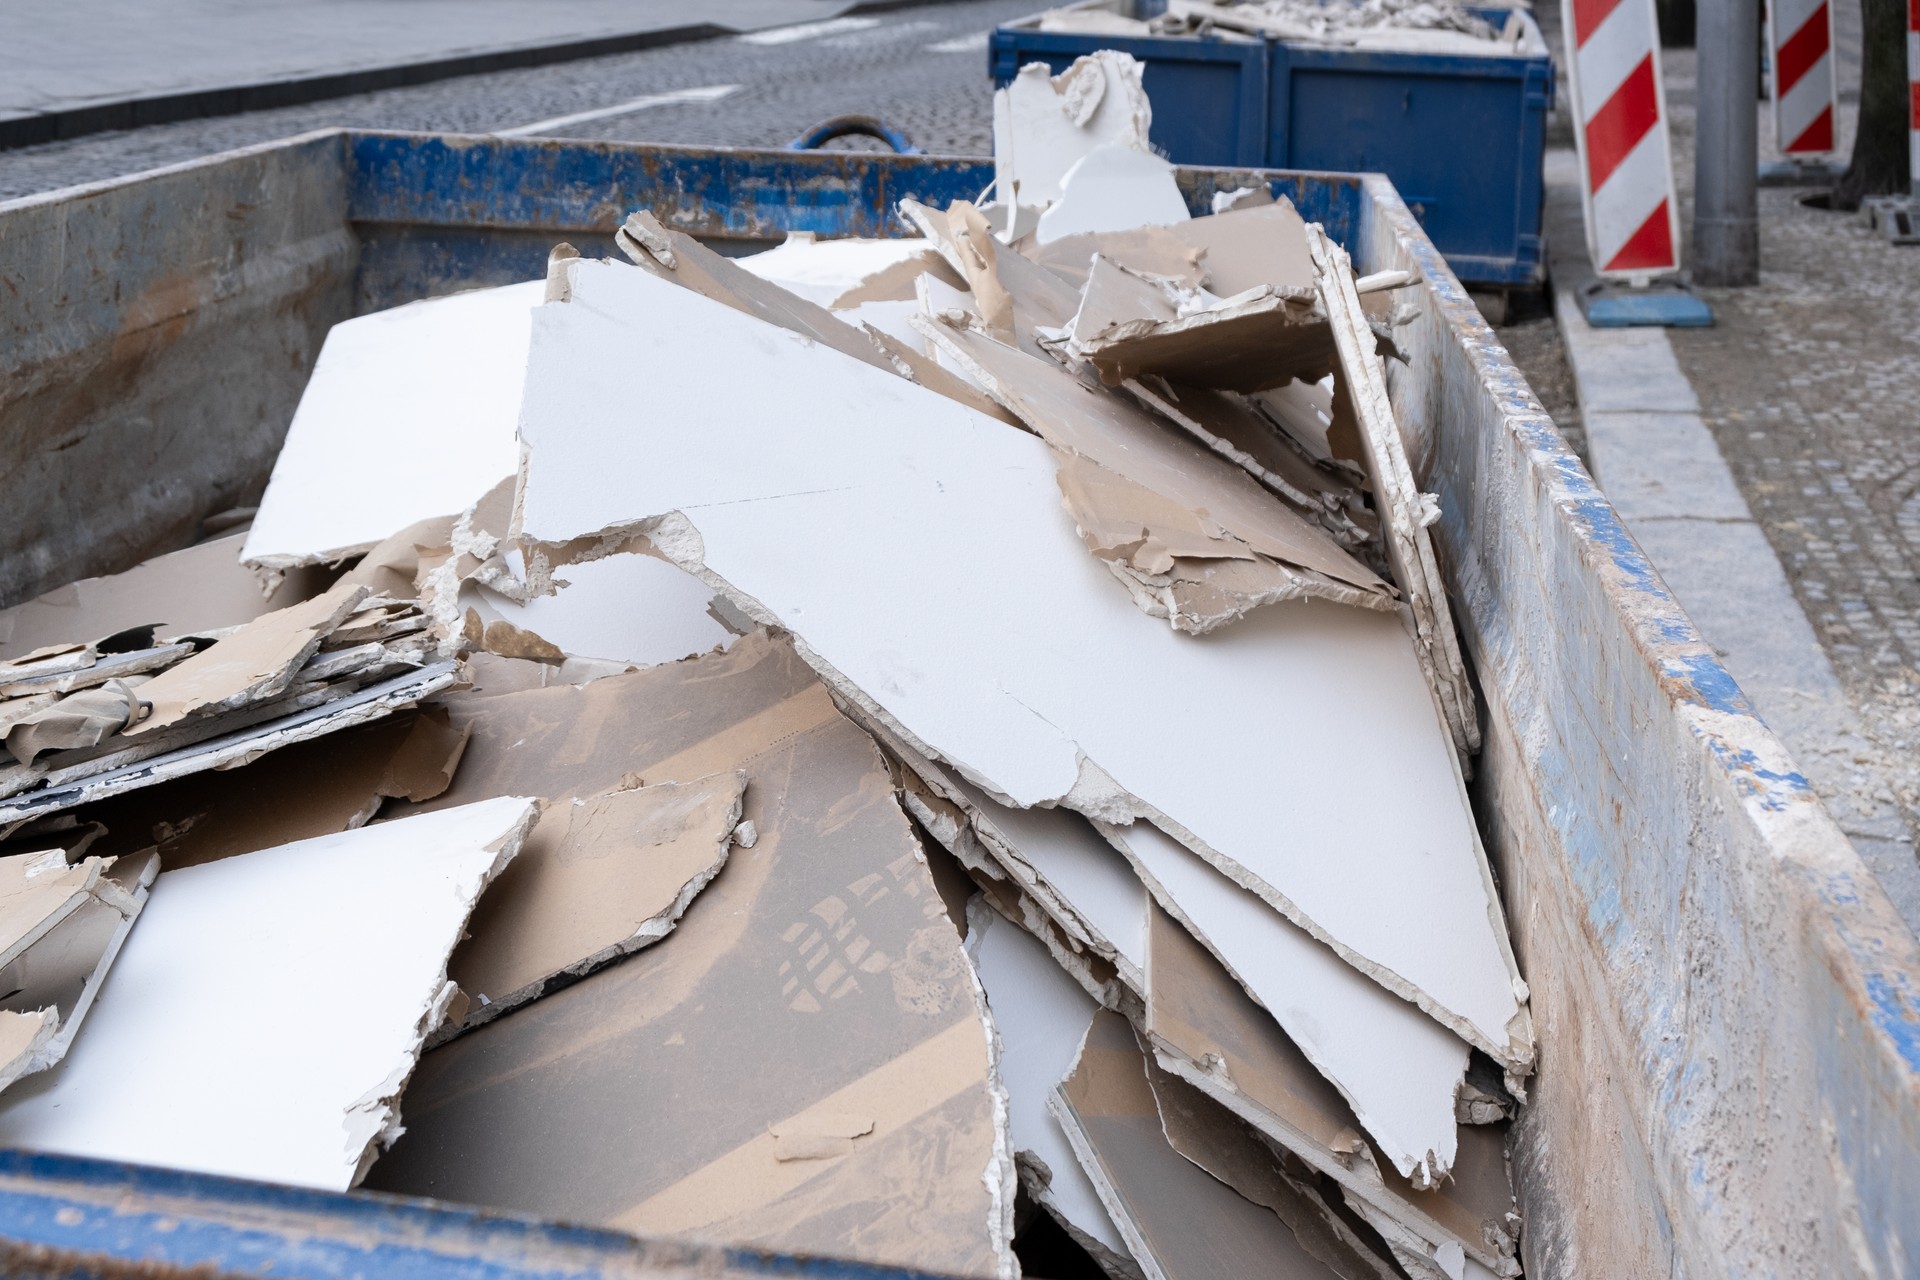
[0,50,1532,1280]
[1034,0,1543,54]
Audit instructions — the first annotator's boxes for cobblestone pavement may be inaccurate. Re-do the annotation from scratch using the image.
[1658,32,1920,857]
[0,0,1037,201]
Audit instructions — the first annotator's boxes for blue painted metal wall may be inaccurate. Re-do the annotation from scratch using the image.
[341,133,1365,310]
[0,1150,962,1280]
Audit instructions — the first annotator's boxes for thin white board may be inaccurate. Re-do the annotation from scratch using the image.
[0,797,536,1190]
[243,281,544,569]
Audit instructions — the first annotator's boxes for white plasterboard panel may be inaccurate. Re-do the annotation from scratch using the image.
[735,237,932,309]
[967,904,1129,1260]
[515,261,1526,1069]
[1035,145,1191,245]
[951,774,1147,979]
[461,552,734,668]
[243,281,544,569]
[0,797,535,1190]
[992,54,1153,209]
[1104,820,1468,1183]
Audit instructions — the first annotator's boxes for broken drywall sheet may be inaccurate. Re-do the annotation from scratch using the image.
[993,53,1154,211]
[242,281,544,570]
[0,847,157,1086]
[0,532,331,664]
[458,551,734,670]
[123,579,368,738]
[75,709,464,872]
[1305,225,1478,761]
[1050,1008,1345,1280]
[617,213,901,377]
[514,258,1529,1074]
[616,210,1021,428]
[1144,1057,1402,1280]
[0,663,460,828]
[1104,819,1469,1185]
[946,770,1149,993]
[893,764,1139,1015]
[734,233,937,309]
[1030,225,1206,291]
[1034,145,1192,246]
[1067,255,1333,393]
[1123,378,1368,545]
[0,796,537,1190]
[1142,903,1518,1276]
[966,901,1137,1278]
[1169,199,1317,298]
[443,771,746,1037]
[366,633,1014,1279]
[919,317,1394,627]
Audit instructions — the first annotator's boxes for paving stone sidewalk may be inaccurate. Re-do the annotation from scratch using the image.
[1655,35,1920,892]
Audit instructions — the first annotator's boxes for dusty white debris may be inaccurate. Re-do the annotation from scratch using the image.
[0,49,1536,1279]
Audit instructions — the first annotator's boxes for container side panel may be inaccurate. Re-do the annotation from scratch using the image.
[1356,175,1920,1279]
[0,1149,957,1280]
[0,133,354,606]
[347,134,994,242]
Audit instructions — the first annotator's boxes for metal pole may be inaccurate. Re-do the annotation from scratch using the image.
[1694,0,1761,284]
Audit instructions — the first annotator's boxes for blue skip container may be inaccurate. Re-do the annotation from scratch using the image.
[990,0,1553,287]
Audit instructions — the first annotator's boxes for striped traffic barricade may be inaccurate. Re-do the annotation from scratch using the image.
[1563,0,1682,280]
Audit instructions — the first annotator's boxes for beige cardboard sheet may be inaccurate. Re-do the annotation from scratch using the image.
[444,771,745,1033]
[1051,1008,1342,1280]
[367,634,1012,1277]
[0,533,332,664]
[124,579,368,737]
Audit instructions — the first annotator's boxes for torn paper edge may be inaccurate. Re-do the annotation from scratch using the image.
[345,799,539,1185]
[429,778,748,1046]
[0,664,459,826]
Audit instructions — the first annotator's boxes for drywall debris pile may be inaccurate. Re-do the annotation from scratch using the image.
[0,53,1531,1280]
[1034,0,1541,55]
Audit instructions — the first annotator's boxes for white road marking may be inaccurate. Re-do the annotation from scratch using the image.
[925,31,989,53]
[737,16,882,44]
[498,84,741,137]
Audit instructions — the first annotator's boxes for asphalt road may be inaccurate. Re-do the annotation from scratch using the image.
[0,0,1041,201]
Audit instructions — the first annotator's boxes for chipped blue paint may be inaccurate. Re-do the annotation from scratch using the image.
[0,1150,946,1280]
[1866,972,1920,1073]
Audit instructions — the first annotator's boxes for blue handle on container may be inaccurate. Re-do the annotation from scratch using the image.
[786,115,921,154]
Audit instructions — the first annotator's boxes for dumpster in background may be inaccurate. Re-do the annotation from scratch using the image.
[0,132,1913,1278]
[990,0,1553,287]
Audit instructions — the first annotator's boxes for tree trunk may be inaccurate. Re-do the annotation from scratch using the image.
[1834,0,1910,208]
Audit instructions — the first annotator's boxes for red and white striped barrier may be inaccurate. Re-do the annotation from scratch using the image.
[1909,0,1919,195]
[1563,0,1681,279]
[1767,0,1837,157]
